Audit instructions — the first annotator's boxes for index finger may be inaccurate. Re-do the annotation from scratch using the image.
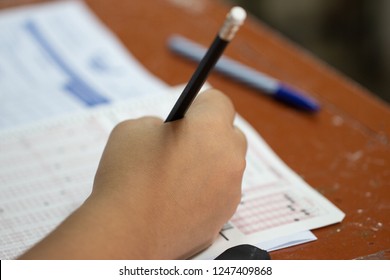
[186,89,236,125]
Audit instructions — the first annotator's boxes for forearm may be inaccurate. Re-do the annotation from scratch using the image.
[18,196,153,260]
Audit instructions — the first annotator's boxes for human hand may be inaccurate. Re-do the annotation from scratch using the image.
[91,89,247,259]
[19,89,247,260]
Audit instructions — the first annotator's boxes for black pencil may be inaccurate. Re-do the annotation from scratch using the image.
[165,6,246,122]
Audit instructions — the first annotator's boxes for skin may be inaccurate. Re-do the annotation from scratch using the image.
[19,89,247,259]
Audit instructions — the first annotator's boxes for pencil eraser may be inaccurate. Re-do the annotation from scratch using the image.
[229,6,247,25]
[220,6,246,41]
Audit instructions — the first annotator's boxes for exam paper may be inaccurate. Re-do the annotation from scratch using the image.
[0,1,168,129]
[0,90,344,259]
[194,113,344,259]
[0,0,341,259]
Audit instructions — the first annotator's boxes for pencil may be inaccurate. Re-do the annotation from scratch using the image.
[165,6,246,122]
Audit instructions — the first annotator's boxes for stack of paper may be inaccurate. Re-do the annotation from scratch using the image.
[0,1,344,260]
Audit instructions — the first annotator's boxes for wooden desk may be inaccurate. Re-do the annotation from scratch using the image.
[2,0,389,259]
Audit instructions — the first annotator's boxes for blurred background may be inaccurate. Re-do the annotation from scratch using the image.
[224,0,389,104]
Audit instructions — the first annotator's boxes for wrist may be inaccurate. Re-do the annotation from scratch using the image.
[79,193,157,259]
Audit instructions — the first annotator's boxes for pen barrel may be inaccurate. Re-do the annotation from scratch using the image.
[168,35,320,112]
[165,36,228,122]
[168,35,278,94]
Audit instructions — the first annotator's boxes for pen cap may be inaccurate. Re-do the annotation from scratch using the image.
[219,6,246,41]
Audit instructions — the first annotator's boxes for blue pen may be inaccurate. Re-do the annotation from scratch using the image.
[168,35,320,112]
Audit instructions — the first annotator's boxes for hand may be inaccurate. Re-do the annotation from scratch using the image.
[19,89,247,259]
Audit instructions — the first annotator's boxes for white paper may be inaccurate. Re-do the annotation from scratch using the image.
[0,0,168,129]
[258,230,316,252]
[0,90,343,259]
[192,114,344,259]
[0,1,343,260]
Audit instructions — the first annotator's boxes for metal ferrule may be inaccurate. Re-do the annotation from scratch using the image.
[218,14,243,41]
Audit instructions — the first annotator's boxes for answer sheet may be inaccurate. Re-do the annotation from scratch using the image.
[0,0,168,129]
[0,0,344,260]
[0,90,344,259]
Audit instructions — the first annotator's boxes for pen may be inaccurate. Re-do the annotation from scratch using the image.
[168,35,320,112]
[165,7,246,122]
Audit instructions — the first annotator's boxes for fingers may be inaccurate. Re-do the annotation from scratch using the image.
[184,88,247,154]
[186,89,236,125]
[234,125,248,155]
[112,116,163,133]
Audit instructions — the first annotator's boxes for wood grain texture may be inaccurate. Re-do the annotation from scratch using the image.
[2,0,389,259]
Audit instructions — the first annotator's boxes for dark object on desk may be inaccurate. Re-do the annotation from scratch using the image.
[214,244,271,260]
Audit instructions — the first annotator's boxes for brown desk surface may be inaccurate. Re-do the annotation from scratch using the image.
[2,0,389,260]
